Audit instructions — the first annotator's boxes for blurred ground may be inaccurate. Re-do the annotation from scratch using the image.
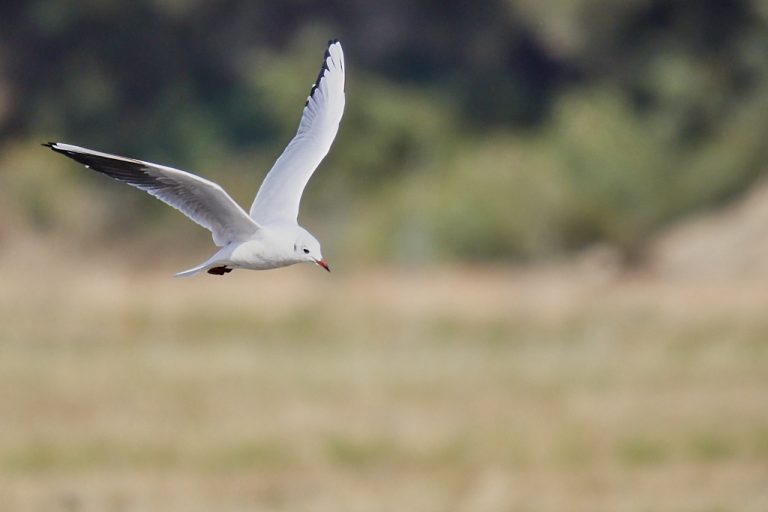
[0,247,766,512]
[651,178,768,279]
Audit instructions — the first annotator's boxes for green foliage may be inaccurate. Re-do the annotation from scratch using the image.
[2,0,768,263]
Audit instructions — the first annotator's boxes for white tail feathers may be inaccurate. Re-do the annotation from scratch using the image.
[174,247,236,278]
[174,255,235,277]
[174,263,209,278]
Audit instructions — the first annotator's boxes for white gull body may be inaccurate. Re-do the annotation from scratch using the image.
[45,39,345,276]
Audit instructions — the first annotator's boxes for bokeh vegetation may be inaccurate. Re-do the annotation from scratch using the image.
[2,0,768,264]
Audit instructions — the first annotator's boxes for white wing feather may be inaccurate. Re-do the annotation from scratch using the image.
[249,40,345,224]
[46,142,260,246]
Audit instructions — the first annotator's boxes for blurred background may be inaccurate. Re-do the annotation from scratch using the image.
[1,0,767,510]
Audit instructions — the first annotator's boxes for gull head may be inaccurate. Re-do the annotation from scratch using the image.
[293,228,329,272]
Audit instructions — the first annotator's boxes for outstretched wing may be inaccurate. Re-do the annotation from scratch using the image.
[249,39,345,225]
[45,142,260,246]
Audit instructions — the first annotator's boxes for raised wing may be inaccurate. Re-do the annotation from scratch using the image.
[45,142,260,246]
[249,39,345,225]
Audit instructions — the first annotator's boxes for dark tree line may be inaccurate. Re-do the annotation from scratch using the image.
[2,0,767,261]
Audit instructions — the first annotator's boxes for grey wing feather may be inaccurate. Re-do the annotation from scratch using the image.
[45,142,260,246]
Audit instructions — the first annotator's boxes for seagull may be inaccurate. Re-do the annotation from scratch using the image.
[44,39,345,277]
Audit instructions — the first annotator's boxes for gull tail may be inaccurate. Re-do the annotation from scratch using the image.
[174,251,234,278]
[174,263,209,278]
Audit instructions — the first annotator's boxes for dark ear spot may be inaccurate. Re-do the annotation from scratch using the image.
[293,243,297,251]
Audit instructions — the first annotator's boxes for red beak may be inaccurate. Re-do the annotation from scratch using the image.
[315,259,331,272]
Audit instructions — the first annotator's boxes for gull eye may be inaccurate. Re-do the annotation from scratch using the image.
[303,248,310,254]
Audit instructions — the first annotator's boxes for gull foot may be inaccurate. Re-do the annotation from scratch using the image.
[207,266,233,275]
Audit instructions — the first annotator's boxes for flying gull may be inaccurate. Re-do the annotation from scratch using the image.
[45,39,345,277]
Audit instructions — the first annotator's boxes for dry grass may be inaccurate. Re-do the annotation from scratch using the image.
[0,249,766,511]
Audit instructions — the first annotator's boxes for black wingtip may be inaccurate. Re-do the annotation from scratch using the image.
[305,39,339,107]
[43,142,70,156]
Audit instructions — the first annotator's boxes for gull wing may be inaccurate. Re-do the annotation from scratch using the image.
[45,142,260,246]
[249,39,345,225]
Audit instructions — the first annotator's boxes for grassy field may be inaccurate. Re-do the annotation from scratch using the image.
[0,250,766,511]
